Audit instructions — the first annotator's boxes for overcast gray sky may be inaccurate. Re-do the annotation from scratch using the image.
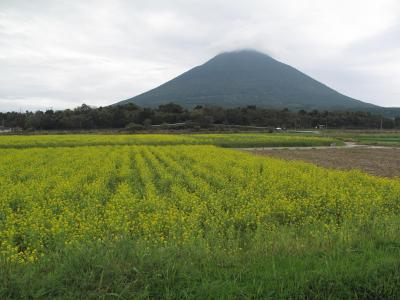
[0,0,399,112]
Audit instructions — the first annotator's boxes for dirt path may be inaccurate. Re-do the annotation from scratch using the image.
[244,147,400,178]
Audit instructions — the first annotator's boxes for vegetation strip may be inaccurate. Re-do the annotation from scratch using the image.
[0,133,339,149]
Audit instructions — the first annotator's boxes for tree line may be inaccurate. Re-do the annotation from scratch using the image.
[1,103,400,131]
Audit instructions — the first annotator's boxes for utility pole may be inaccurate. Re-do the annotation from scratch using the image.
[380,118,383,130]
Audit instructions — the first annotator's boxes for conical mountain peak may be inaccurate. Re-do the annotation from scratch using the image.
[117,50,377,110]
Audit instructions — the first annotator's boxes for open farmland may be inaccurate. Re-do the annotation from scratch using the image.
[249,148,400,178]
[1,138,400,299]
[0,133,339,148]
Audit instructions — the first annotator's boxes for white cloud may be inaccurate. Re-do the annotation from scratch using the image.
[0,0,399,112]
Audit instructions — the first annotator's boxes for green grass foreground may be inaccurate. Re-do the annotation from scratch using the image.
[2,219,400,299]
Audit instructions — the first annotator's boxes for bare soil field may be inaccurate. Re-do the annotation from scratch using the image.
[248,148,400,178]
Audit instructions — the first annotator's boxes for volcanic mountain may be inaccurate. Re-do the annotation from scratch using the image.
[117,50,378,110]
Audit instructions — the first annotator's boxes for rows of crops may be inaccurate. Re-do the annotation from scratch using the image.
[1,145,399,263]
[0,133,339,148]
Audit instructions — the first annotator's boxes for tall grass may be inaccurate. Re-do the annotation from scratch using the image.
[2,219,400,299]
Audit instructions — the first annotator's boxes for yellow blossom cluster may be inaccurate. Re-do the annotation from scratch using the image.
[1,145,398,262]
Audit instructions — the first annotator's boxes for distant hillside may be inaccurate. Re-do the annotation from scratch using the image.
[117,50,380,111]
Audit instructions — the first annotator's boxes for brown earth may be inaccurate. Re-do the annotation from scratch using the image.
[247,148,400,178]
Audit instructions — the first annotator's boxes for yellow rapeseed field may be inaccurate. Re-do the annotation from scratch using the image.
[1,145,399,263]
[0,133,338,148]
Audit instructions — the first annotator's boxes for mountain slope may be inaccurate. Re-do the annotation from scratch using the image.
[117,50,378,110]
